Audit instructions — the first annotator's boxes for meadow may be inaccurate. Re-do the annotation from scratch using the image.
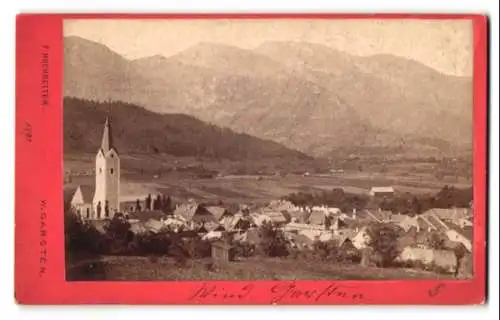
[67,255,453,281]
[64,153,472,204]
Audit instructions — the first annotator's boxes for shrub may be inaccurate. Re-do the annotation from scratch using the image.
[367,224,401,267]
[64,208,107,260]
[337,241,362,264]
[104,214,134,254]
[233,241,256,258]
[132,231,174,256]
[258,222,289,257]
[426,232,446,250]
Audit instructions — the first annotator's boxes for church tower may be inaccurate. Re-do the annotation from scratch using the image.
[92,117,120,219]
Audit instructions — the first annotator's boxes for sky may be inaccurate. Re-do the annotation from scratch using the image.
[64,19,473,77]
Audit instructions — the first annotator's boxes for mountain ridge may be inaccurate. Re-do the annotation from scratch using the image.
[64,97,315,166]
[63,36,472,157]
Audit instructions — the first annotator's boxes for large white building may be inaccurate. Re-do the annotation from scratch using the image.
[70,117,121,220]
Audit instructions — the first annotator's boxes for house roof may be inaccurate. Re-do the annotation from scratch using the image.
[128,210,167,222]
[422,208,472,221]
[308,211,325,225]
[262,211,287,224]
[221,214,254,231]
[370,187,394,193]
[359,209,392,222]
[299,229,322,242]
[266,200,299,212]
[290,233,315,246]
[390,215,420,232]
[205,206,228,220]
[174,203,217,223]
[416,215,436,231]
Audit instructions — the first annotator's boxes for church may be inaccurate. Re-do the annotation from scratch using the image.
[70,116,121,220]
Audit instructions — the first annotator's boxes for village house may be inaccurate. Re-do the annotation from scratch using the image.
[255,209,288,225]
[206,206,231,221]
[311,205,341,215]
[307,210,326,226]
[397,247,457,273]
[221,213,255,231]
[390,214,421,232]
[356,208,392,223]
[346,227,371,250]
[266,199,300,212]
[422,208,472,225]
[173,202,218,230]
[369,186,395,198]
[445,229,472,252]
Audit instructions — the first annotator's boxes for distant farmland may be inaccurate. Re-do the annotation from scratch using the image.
[64,154,471,204]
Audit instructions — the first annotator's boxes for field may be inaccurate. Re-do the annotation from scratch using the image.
[67,255,454,281]
[64,153,472,204]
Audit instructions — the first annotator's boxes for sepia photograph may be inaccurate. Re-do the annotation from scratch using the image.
[62,18,474,282]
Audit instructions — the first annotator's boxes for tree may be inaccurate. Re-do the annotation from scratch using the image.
[453,243,469,277]
[258,222,289,257]
[104,213,133,254]
[411,196,422,214]
[154,194,162,210]
[324,215,332,230]
[145,194,152,211]
[64,207,106,260]
[104,200,110,218]
[96,201,102,219]
[162,195,172,214]
[427,231,446,250]
[367,224,400,267]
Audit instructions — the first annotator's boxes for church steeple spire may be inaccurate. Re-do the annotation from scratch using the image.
[100,116,114,153]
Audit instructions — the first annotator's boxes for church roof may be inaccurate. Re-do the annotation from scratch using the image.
[70,185,94,205]
[100,116,117,154]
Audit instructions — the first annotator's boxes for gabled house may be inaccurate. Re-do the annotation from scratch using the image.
[206,206,231,221]
[173,202,217,229]
[369,187,395,197]
[307,211,325,225]
[221,214,255,231]
[422,208,472,223]
[261,210,288,225]
[390,214,420,232]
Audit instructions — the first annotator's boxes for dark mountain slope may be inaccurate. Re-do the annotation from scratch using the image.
[63,97,313,164]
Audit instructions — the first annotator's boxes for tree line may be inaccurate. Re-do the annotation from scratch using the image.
[284,185,472,214]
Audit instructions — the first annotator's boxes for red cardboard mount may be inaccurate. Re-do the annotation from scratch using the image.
[15,14,488,305]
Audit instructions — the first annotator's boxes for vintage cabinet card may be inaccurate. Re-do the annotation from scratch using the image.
[15,13,487,305]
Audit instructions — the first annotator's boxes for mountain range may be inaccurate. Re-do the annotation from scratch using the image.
[64,36,473,157]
